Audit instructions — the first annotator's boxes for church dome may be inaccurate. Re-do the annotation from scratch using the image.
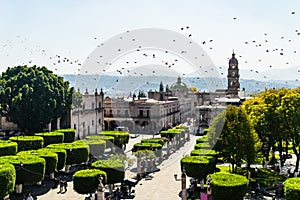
[170,77,188,91]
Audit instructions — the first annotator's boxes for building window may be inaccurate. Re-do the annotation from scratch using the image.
[139,110,143,117]
[125,110,129,117]
[92,120,94,126]
[147,110,150,117]
[98,102,102,109]
[83,103,85,110]
[92,103,95,110]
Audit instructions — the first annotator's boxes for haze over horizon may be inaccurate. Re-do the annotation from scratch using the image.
[1,1,300,85]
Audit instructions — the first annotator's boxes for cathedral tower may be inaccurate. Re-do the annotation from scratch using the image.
[227,51,240,96]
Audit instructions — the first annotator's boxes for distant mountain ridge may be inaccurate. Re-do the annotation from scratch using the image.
[62,73,299,97]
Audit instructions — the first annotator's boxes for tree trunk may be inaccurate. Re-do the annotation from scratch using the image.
[278,139,284,167]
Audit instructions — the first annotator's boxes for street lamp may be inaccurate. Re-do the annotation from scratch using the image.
[173,168,187,200]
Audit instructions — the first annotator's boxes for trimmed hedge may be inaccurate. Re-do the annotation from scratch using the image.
[0,163,16,199]
[47,142,89,165]
[190,149,216,157]
[17,149,58,175]
[0,140,18,156]
[86,135,114,148]
[74,140,106,157]
[196,136,208,144]
[210,172,248,200]
[160,128,181,139]
[73,169,107,194]
[9,136,44,151]
[35,132,64,146]
[141,138,165,146]
[91,160,125,184]
[0,155,45,184]
[194,142,212,150]
[45,147,67,171]
[132,143,162,152]
[55,128,76,143]
[284,177,300,200]
[180,156,216,179]
[97,131,129,146]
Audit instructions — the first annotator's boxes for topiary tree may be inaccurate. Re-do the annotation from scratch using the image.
[0,163,16,199]
[97,131,129,148]
[180,156,216,180]
[0,155,45,184]
[9,136,44,151]
[86,135,114,148]
[55,128,76,143]
[141,138,165,146]
[17,149,58,175]
[132,143,162,152]
[194,142,212,150]
[91,160,125,184]
[45,147,66,171]
[74,140,106,158]
[73,169,107,195]
[190,149,216,157]
[284,177,300,200]
[0,140,18,156]
[35,132,64,147]
[47,142,89,165]
[209,172,248,200]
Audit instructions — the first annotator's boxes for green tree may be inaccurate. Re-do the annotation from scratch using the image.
[0,65,73,133]
[261,88,290,167]
[208,106,260,173]
[277,89,300,172]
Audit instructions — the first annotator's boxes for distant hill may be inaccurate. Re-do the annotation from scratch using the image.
[62,73,299,97]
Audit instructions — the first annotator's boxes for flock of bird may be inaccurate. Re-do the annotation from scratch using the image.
[0,10,299,94]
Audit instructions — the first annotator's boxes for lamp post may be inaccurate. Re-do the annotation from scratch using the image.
[174,168,187,200]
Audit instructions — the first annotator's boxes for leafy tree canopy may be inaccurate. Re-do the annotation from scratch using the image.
[0,65,73,133]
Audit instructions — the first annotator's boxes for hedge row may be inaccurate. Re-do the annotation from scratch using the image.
[0,155,45,184]
[194,142,212,150]
[35,132,64,146]
[9,136,44,151]
[85,135,114,148]
[75,140,106,157]
[55,128,76,143]
[73,169,107,194]
[47,142,89,165]
[132,143,162,152]
[141,138,165,146]
[190,149,216,157]
[180,156,216,179]
[44,147,66,171]
[284,177,300,200]
[91,160,125,184]
[97,131,129,146]
[210,172,248,200]
[17,149,58,175]
[196,136,208,144]
[0,163,16,199]
[0,140,18,156]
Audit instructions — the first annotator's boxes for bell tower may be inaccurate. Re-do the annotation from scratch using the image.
[227,51,240,96]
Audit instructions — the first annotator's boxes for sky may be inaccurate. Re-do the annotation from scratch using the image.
[0,0,300,81]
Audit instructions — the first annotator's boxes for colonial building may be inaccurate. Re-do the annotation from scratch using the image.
[71,88,104,139]
[103,94,181,134]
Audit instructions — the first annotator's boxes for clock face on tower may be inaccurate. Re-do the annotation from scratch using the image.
[231,65,236,69]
